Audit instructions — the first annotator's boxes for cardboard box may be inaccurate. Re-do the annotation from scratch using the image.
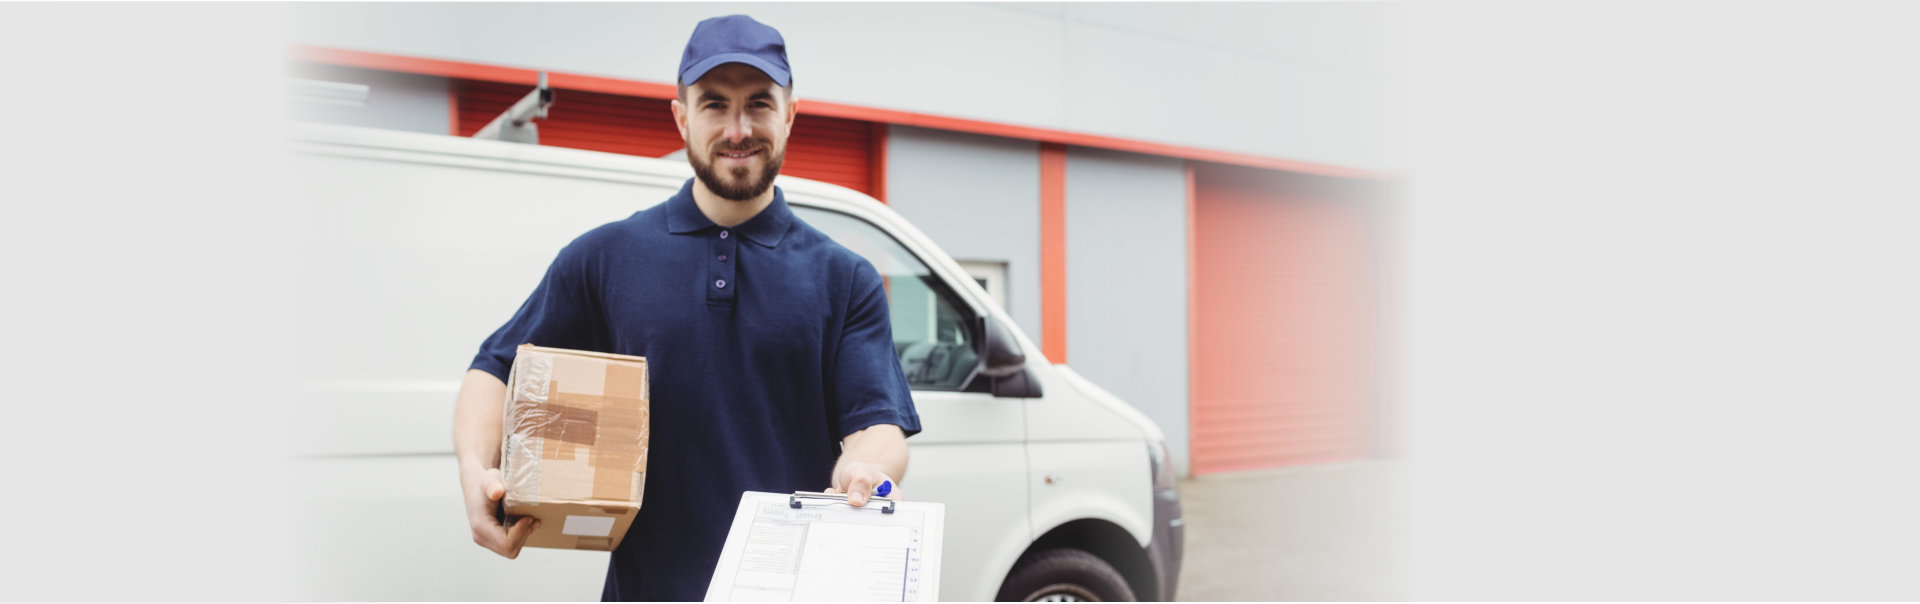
[501,344,650,551]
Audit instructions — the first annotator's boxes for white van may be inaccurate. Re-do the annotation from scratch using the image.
[286,123,1183,601]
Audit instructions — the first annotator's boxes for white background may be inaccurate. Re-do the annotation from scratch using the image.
[1398,1,1920,598]
[0,4,297,600]
[2,2,1916,599]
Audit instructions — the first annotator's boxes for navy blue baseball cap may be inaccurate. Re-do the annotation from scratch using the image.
[678,15,791,88]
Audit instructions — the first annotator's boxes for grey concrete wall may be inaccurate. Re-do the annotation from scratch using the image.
[883,126,1043,344]
[1064,147,1191,476]
[288,65,449,135]
[285,3,1407,172]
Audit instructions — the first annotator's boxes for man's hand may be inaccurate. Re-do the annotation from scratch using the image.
[454,369,537,558]
[827,461,897,508]
[827,424,909,508]
[462,466,538,558]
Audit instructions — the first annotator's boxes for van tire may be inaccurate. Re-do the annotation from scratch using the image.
[997,548,1136,602]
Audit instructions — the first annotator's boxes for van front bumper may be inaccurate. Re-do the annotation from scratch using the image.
[1147,483,1185,600]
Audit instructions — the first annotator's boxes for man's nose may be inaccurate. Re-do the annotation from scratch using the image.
[723,110,752,143]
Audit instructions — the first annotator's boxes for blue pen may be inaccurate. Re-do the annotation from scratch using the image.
[875,480,893,498]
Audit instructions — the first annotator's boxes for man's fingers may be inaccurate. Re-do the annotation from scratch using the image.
[471,516,539,559]
[470,516,508,552]
[485,468,507,502]
[502,516,539,558]
[464,468,527,558]
[846,476,873,507]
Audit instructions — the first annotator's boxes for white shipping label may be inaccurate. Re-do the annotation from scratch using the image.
[562,515,616,537]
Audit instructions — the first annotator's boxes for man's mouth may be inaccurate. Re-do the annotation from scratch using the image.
[717,149,761,162]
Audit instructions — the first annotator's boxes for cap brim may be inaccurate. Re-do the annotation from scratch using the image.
[680,52,791,88]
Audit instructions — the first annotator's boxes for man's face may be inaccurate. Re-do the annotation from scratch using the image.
[672,63,795,202]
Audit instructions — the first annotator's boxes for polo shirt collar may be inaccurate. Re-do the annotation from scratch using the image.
[663,178,794,248]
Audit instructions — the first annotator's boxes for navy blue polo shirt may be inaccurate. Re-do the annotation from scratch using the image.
[469,179,921,602]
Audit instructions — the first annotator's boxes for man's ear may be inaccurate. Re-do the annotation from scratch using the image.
[670,98,690,141]
[784,97,799,133]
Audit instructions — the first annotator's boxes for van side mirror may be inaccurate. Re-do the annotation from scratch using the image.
[969,316,1043,398]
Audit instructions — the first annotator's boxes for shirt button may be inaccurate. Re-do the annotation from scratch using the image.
[719,230,730,239]
[715,279,727,289]
[718,255,728,262]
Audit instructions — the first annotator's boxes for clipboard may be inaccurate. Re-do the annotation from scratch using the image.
[704,491,945,602]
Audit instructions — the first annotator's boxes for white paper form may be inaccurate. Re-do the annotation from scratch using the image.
[705,491,945,602]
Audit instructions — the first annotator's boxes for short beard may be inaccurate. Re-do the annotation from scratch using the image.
[690,145,785,202]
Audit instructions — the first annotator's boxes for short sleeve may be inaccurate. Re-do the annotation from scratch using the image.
[831,262,923,440]
[469,237,604,382]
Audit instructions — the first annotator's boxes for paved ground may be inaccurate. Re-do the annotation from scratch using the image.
[1173,460,1410,601]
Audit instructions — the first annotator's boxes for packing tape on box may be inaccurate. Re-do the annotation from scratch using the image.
[502,348,552,502]
[597,361,648,502]
[504,348,649,505]
[526,401,599,449]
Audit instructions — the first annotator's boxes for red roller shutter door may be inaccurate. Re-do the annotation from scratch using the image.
[454,79,684,158]
[454,80,877,195]
[784,114,875,197]
[1190,164,1373,474]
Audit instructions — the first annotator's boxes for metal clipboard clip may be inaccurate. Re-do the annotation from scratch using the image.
[789,490,897,514]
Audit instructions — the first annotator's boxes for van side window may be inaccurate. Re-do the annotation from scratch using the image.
[795,207,980,391]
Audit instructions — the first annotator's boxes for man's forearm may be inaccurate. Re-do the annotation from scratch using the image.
[832,424,908,489]
[454,369,509,472]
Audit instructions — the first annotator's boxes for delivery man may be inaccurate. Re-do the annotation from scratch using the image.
[449,14,921,601]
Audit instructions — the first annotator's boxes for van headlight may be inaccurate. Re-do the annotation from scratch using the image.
[1147,440,1175,491]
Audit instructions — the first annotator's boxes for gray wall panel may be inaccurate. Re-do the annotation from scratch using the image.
[289,65,450,135]
[1065,147,1191,476]
[286,3,1407,172]
[884,126,1043,344]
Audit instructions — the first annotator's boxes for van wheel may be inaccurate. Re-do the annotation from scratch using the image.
[997,548,1136,602]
